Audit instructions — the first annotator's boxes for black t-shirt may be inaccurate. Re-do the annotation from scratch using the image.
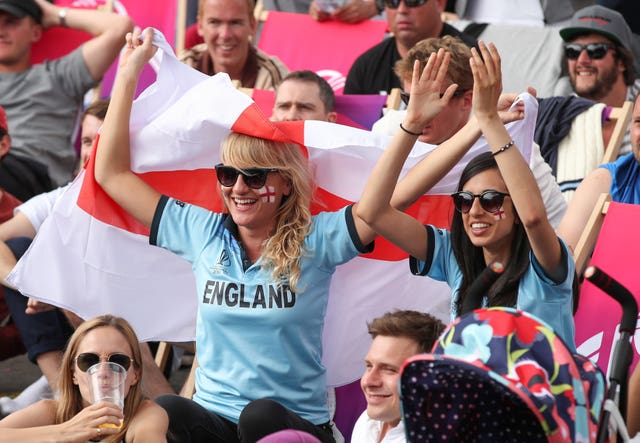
[344,23,478,95]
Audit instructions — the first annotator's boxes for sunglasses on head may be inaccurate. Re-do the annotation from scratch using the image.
[75,352,133,372]
[384,0,428,8]
[564,42,615,60]
[214,164,279,190]
[451,190,510,214]
[400,89,465,106]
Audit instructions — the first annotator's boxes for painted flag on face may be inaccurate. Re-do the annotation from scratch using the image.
[8,29,537,386]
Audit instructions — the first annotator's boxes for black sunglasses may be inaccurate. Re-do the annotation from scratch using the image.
[400,89,465,106]
[214,164,279,190]
[451,190,510,214]
[384,0,428,8]
[564,43,615,61]
[75,352,133,372]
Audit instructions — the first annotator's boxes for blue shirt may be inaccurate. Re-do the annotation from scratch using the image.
[600,153,640,204]
[409,226,576,351]
[150,196,371,424]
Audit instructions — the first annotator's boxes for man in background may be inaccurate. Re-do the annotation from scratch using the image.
[182,0,289,89]
[344,0,475,95]
[271,70,337,122]
[0,0,133,194]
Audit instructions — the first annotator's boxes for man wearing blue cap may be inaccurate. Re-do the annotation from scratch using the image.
[0,0,133,197]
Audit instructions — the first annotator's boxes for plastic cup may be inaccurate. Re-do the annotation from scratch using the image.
[86,361,126,429]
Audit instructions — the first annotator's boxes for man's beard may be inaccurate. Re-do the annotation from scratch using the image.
[570,63,619,101]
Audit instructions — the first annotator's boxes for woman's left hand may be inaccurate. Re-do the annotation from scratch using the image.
[470,41,503,121]
[118,27,157,78]
[403,48,458,131]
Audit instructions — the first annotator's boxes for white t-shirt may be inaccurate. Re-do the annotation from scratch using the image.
[15,184,69,232]
[371,110,567,229]
[351,411,406,443]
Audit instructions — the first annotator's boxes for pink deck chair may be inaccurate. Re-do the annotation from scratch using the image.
[256,11,388,94]
[574,200,640,377]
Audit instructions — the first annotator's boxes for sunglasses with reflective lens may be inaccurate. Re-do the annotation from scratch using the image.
[75,352,133,372]
[400,89,465,106]
[384,0,428,8]
[563,43,615,60]
[214,164,279,190]
[451,190,510,214]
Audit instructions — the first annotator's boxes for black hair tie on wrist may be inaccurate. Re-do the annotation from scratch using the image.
[399,122,421,136]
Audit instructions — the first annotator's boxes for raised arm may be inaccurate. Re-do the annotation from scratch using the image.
[35,0,134,81]
[471,42,563,280]
[93,28,161,229]
[355,49,463,258]
[556,168,612,251]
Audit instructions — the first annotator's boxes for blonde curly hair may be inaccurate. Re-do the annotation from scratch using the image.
[220,132,315,292]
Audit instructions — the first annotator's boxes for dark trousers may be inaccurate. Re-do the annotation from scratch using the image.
[3,237,73,363]
[156,395,336,443]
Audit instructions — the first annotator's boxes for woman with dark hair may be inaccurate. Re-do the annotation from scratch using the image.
[0,315,168,442]
[357,42,576,349]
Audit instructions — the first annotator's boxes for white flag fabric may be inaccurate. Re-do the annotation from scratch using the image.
[8,28,537,386]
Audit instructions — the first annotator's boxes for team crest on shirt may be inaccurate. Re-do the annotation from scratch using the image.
[217,250,231,266]
[209,250,232,275]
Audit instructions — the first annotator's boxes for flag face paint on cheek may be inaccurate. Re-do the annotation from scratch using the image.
[259,185,276,203]
[493,206,507,221]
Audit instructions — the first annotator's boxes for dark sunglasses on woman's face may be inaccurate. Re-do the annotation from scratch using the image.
[451,190,510,214]
[563,42,615,60]
[214,164,279,190]
[400,89,465,106]
[384,0,429,9]
[75,352,133,372]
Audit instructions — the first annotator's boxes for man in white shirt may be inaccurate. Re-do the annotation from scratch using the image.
[372,35,567,226]
[351,310,444,442]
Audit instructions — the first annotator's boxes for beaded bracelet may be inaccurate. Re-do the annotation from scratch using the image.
[492,140,514,157]
[399,123,421,137]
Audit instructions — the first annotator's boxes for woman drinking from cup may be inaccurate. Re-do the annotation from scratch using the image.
[0,315,168,442]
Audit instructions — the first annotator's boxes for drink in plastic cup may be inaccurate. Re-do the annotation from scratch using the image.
[86,361,126,429]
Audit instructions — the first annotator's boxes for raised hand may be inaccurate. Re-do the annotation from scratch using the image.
[118,28,157,78]
[403,48,458,133]
[469,41,503,121]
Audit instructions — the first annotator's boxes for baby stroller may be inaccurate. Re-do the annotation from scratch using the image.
[399,265,638,442]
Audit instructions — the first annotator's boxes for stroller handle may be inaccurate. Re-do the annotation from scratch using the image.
[585,265,638,443]
[461,261,504,315]
[585,266,638,333]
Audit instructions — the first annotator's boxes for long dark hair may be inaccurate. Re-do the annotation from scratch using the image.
[450,152,531,315]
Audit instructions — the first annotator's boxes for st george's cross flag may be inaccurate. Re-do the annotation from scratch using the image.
[8,29,538,386]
